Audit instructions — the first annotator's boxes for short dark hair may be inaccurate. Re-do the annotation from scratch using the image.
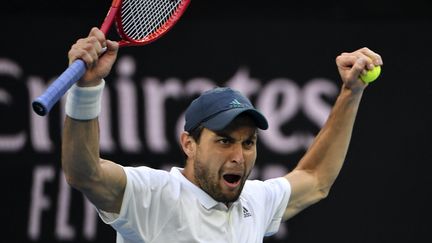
[182,125,204,162]
[188,125,204,143]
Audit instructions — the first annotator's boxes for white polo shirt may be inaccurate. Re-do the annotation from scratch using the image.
[98,166,291,243]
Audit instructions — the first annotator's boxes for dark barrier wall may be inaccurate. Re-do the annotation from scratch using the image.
[1,1,431,243]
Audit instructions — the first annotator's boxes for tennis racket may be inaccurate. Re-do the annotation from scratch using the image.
[32,0,191,116]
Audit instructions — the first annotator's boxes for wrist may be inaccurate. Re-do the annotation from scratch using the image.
[65,79,105,120]
[341,83,365,96]
[337,85,363,107]
[77,78,103,88]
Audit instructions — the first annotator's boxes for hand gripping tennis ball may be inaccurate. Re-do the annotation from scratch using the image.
[360,65,381,83]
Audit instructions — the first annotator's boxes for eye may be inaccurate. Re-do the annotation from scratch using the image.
[218,138,231,145]
[243,139,255,148]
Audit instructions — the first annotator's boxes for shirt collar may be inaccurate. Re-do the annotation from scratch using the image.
[170,167,220,210]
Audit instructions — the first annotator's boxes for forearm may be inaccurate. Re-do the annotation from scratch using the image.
[295,85,363,193]
[59,30,125,212]
[62,116,101,189]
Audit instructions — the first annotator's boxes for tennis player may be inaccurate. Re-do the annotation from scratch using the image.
[62,28,383,242]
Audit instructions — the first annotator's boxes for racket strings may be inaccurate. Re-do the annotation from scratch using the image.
[121,0,182,41]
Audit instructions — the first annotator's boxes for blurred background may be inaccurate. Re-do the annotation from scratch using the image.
[1,0,431,242]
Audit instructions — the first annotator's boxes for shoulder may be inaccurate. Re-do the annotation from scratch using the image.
[123,166,182,195]
[241,177,291,209]
[243,177,291,196]
[124,166,171,184]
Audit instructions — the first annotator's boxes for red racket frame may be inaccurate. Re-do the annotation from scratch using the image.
[100,0,191,47]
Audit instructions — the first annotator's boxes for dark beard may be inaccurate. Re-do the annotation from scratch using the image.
[193,159,245,203]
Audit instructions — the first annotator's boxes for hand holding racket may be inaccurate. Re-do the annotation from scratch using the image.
[32,0,191,116]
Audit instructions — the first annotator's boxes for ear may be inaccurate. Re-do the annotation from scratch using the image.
[180,131,196,159]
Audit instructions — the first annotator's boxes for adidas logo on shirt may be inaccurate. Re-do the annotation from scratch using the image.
[243,206,252,218]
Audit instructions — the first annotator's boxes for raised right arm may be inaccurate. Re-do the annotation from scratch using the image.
[61,28,125,213]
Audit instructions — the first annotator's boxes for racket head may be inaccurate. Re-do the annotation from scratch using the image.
[115,0,191,47]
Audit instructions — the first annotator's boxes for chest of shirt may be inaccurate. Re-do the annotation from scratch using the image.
[150,198,264,243]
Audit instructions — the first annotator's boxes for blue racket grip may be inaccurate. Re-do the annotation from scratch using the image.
[32,59,86,116]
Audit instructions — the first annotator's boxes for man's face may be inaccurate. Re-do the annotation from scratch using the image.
[189,116,258,203]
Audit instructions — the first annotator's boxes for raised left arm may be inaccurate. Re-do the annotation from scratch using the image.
[283,47,383,220]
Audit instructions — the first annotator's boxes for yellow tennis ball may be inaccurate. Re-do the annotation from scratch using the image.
[360,65,381,83]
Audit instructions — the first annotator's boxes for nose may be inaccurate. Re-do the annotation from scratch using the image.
[230,143,245,164]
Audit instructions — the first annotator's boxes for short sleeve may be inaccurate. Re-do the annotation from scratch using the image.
[242,177,291,237]
[262,177,291,236]
[97,166,181,242]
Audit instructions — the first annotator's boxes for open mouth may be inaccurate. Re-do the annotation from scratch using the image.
[223,174,242,185]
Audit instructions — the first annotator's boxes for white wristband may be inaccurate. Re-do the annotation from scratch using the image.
[65,80,105,120]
